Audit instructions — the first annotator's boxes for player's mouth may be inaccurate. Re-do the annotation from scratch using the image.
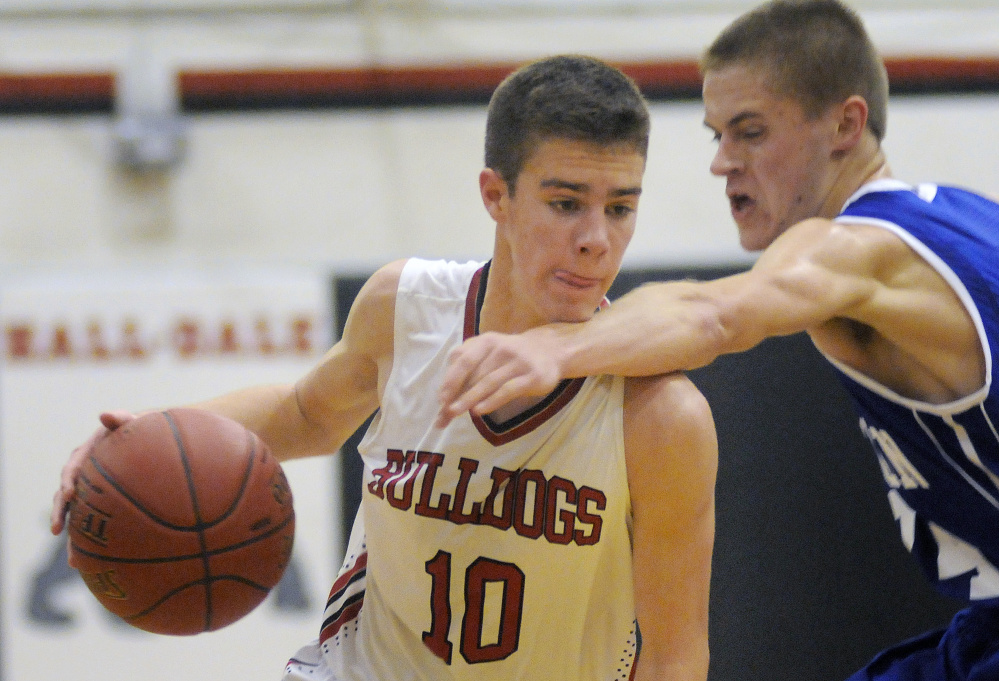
[728,192,754,218]
[555,270,602,290]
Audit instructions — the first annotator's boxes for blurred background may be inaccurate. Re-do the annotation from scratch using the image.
[1,1,997,680]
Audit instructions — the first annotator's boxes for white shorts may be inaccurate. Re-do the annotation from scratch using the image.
[282,639,337,681]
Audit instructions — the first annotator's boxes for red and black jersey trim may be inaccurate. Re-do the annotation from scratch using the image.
[318,551,368,644]
[629,645,640,680]
[463,262,589,447]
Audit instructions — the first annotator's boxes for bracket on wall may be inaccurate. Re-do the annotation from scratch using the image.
[111,44,186,172]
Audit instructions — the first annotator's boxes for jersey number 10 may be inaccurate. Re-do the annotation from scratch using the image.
[422,550,526,665]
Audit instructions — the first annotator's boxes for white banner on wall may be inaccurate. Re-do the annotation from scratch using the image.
[0,267,342,681]
[2,0,350,12]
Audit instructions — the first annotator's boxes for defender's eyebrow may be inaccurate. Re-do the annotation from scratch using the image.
[612,186,643,198]
[704,110,761,132]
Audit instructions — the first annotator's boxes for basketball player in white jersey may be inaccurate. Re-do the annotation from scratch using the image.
[52,55,718,681]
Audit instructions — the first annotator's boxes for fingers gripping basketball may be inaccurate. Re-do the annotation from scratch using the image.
[67,408,296,635]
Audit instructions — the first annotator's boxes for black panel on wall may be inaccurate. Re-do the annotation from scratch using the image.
[332,265,963,681]
[332,274,371,553]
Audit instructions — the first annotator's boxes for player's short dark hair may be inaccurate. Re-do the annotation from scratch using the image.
[484,55,650,194]
[702,0,889,142]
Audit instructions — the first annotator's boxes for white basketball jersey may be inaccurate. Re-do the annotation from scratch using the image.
[289,258,637,681]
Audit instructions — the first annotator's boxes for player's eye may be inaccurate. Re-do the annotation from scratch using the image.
[606,204,635,218]
[550,198,581,213]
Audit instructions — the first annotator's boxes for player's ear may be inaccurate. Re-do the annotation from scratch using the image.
[480,168,508,222]
[833,95,868,152]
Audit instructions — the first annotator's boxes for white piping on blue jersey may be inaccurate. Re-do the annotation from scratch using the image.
[914,183,939,203]
[985,402,999,445]
[945,411,999,493]
[913,410,999,511]
[840,177,914,208]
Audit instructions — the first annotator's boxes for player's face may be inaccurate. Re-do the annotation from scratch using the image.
[703,63,841,251]
[486,138,644,330]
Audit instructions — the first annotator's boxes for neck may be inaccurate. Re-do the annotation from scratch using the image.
[477,255,510,336]
[477,247,543,336]
[820,137,891,218]
[473,258,554,423]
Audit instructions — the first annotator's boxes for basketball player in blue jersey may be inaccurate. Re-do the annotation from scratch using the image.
[51,56,718,681]
[438,2,999,680]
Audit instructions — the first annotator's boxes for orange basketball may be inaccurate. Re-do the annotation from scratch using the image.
[67,408,295,635]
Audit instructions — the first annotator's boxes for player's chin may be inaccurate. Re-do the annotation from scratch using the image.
[541,287,606,323]
[736,221,777,252]
[550,304,600,325]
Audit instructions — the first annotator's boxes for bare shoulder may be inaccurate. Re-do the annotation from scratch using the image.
[623,373,711,429]
[779,216,969,320]
[622,372,715,680]
[342,258,408,353]
[354,258,408,315]
[296,258,408,420]
[743,217,929,326]
[623,373,717,478]
[761,217,914,276]
[778,218,983,400]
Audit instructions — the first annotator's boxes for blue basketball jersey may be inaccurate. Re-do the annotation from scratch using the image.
[829,180,999,601]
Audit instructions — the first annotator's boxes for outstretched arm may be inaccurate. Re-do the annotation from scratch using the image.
[625,373,717,681]
[438,217,932,424]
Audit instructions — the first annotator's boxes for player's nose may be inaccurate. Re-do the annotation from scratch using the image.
[710,138,742,176]
[575,211,611,257]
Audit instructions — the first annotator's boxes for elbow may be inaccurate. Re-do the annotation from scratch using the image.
[685,299,738,370]
[635,640,709,681]
[685,281,769,367]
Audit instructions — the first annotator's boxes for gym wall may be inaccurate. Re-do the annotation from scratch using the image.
[0,3,998,274]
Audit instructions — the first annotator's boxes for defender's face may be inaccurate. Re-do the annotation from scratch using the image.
[489,138,644,329]
[703,63,839,251]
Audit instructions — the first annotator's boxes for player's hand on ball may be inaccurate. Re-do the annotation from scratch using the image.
[50,410,136,537]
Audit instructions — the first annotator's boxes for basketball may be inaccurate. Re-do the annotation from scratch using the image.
[67,407,295,635]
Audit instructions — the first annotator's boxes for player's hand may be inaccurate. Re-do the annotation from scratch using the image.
[50,410,137,537]
[436,329,565,428]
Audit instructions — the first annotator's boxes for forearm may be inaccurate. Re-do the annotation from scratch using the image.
[549,281,733,379]
[190,384,346,462]
[631,541,712,681]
